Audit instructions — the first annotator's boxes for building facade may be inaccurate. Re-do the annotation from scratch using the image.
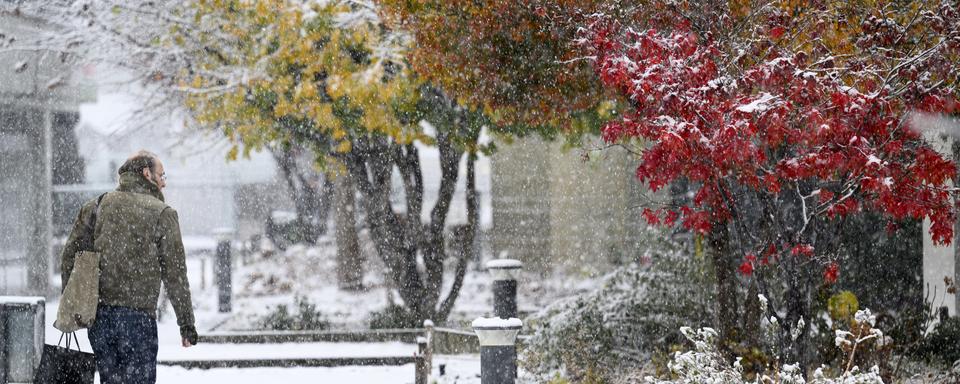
[490,136,645,272]
[0,14,87,296]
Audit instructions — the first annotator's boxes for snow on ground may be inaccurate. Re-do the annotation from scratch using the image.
[43,300,486,383]
[157,365,418,383]
[39,233,594,383]
[154,354,488,384]
[181,234,600,330]
[157,341,416,361]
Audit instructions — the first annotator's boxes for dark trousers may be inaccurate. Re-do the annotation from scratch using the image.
[88,305,158,384]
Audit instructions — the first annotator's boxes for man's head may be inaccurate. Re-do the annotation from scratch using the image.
[118,150,166,190]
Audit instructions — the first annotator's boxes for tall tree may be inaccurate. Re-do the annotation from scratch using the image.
[171,0,487,324]
[582,0,960,367]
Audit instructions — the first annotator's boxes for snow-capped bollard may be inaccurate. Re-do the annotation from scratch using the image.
[486,259,522,319]
[214,228,235,313]
[473,317,522,384]
[423,319,434,375]
[0,296,45,383]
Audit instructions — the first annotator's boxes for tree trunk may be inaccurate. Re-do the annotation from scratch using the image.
[271,144,333,242]
[709,222,739,351]
[335,170,363,291]
[783,265,813,370]
[743,282,762,348]
[342,140,430,320]
[436,153,478,322]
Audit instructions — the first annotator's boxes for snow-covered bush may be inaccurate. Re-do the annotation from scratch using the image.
[646,310,888,384]
[258,296,330,331]
[521,231,715,383]
[368,303,423,329]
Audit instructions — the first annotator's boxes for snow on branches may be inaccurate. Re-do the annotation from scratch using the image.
[583,13,959,280]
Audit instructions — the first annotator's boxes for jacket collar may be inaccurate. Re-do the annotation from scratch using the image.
[117,171,165,202]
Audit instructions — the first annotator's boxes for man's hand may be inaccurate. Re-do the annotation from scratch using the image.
[180,324,199,347]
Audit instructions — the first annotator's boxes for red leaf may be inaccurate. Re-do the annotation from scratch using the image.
[769,26,786,39]
[763,244,777,256]
[824,262,839,283]
[790,244,815,257]
[681,210,712,234]
[664,210,679,226]
[764,174,781,194]
[818,189,835,204]
[884,221,899,234]
[642,208,661,225]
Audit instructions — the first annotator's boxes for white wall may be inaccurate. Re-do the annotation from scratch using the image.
[921,117,958,321]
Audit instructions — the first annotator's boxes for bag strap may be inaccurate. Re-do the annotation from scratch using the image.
[57,332,83,352]
[84,193,109,252]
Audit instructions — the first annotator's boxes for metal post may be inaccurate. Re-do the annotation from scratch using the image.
[214,228,235,313]
[0,304,7,384]
[415,336,429,384]
[473,317,522,384]
[486,259,522,319]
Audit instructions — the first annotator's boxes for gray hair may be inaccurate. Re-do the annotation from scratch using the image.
[118,150,160,175]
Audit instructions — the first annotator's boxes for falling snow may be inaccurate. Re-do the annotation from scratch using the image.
[1,1,960,383]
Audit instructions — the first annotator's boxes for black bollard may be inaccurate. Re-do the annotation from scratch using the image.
[486,259,522,319]
[473,317,522,384]
[214,228,234,313]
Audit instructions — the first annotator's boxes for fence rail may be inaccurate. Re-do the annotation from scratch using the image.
[161,327,463,384]
[157,356,422,370]
[197,327,481,354]
[199,328,425,344]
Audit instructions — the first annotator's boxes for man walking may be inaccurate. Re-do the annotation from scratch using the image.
[60,150,197,384]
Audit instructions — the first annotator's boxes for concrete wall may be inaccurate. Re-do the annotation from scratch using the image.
[491,136,644,272]
[547,142,642,268]
[922,129,958,319]
[490,136,553,267]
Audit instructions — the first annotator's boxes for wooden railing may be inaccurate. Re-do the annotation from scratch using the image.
[156,324,481,384]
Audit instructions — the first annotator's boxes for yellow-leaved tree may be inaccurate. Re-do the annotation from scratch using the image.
[168,0,487,325]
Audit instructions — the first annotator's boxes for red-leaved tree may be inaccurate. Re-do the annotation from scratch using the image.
[583,7,960,365]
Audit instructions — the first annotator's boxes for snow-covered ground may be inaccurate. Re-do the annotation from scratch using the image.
[39,234,590,383]
[182,235,600,330]
[43,300,484,383]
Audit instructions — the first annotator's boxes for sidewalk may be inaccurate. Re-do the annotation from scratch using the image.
[42,300,482,383]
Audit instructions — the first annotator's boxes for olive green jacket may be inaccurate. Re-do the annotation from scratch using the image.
[60,172,195,335]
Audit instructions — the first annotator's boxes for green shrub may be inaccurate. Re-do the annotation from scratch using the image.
[368,303,422,329]
[258,296,330,331]
[918,317,960,364]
